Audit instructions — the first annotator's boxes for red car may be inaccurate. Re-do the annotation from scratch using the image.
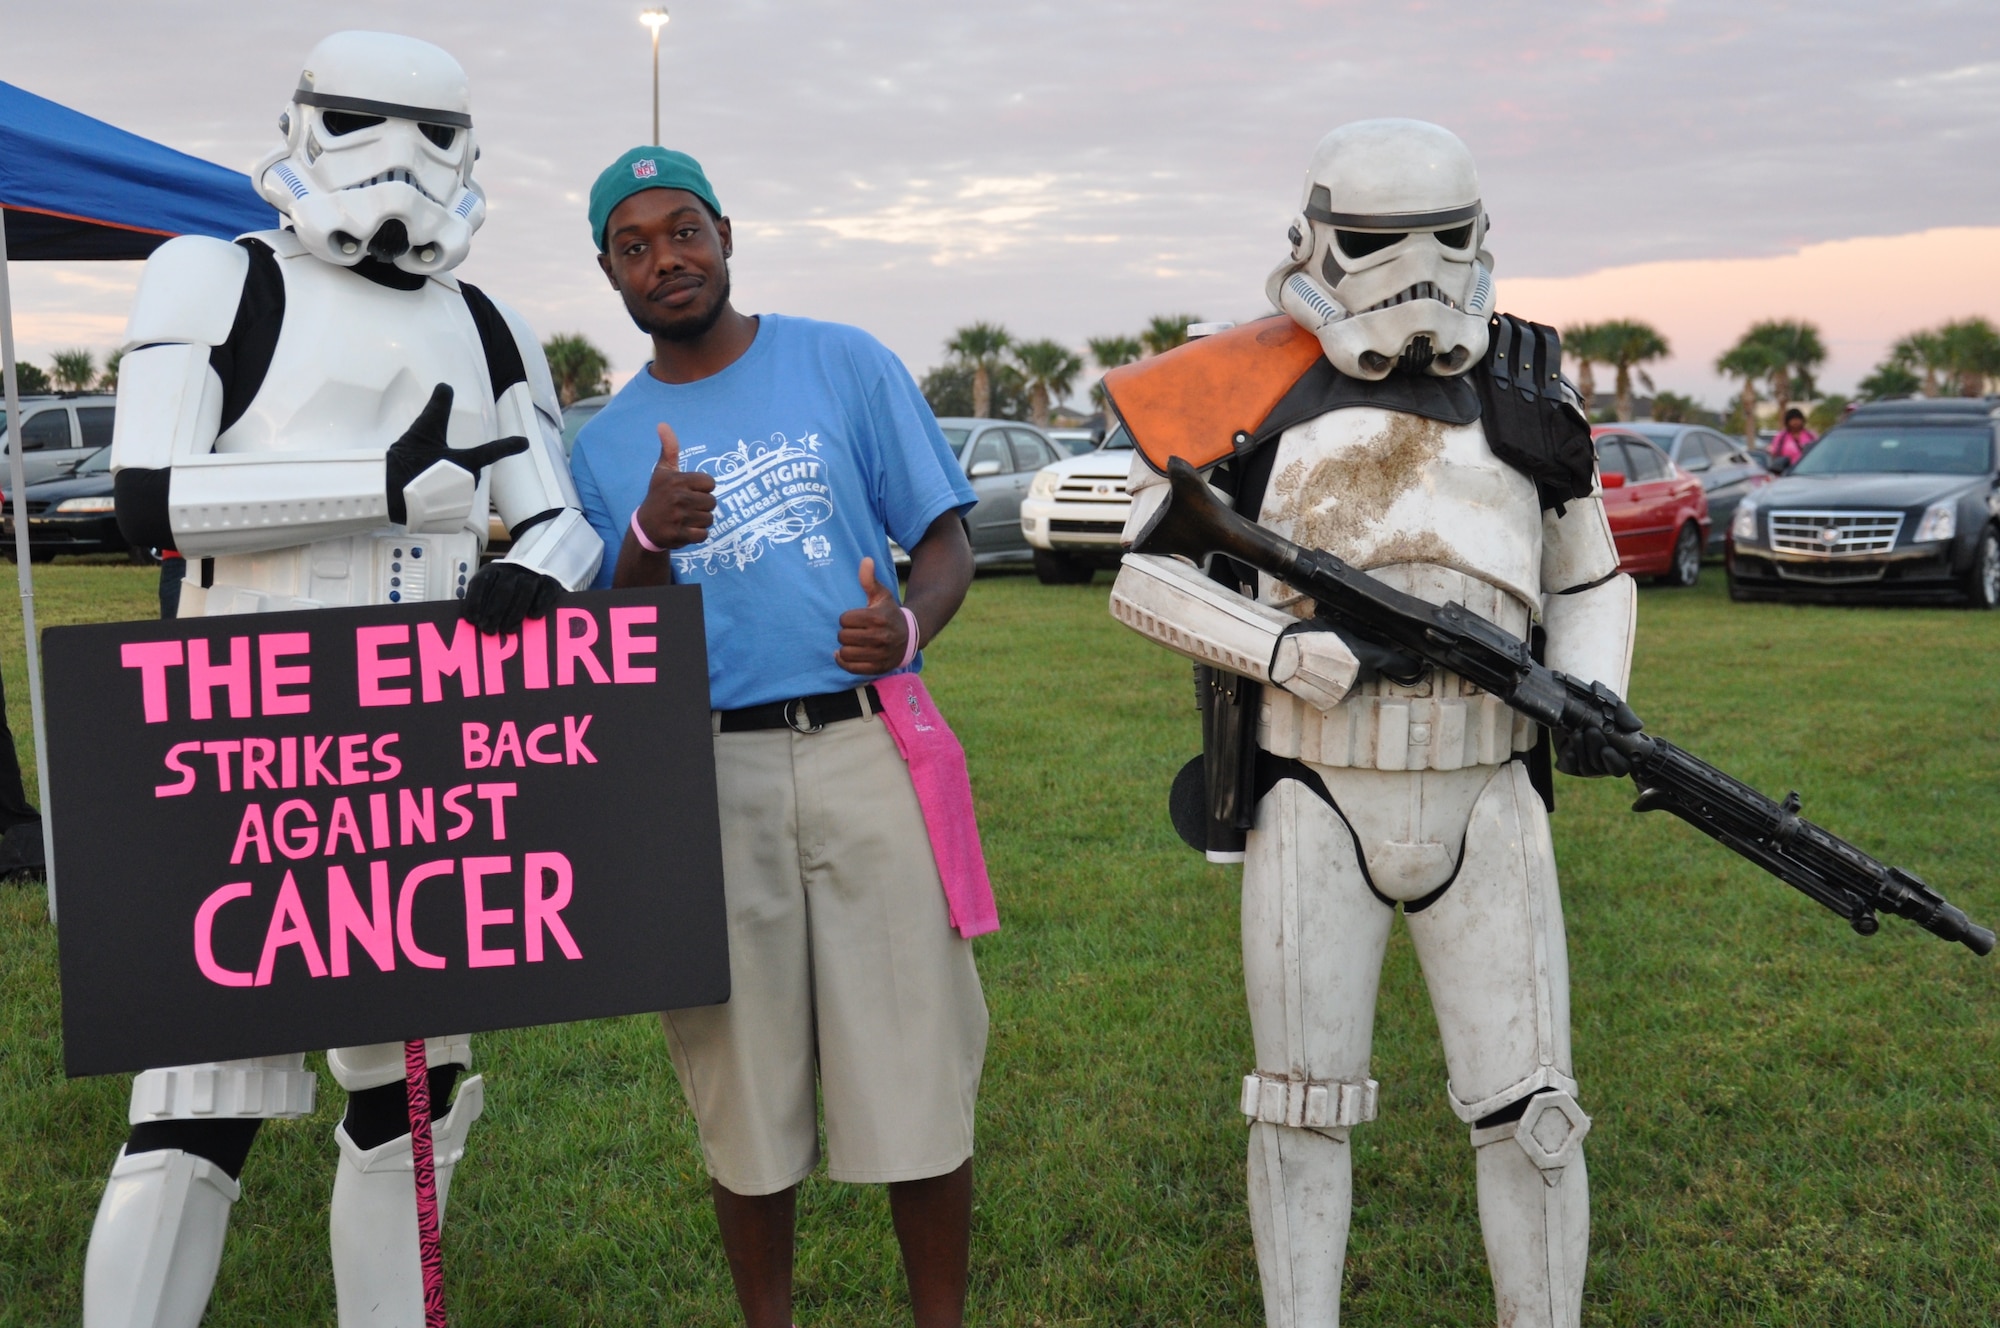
[1589,426,1710,586]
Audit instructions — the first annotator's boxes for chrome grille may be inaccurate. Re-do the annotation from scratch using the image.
[1768,510,1903,556]
[1054,475,1128,503]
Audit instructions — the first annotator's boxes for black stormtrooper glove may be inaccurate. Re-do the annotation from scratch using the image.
[461,561,562,636]
[1552,687,1642,778]
[385,383,530,525]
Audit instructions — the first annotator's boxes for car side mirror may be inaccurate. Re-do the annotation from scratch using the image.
[967,459,1002,478]
[1600,472,1626,490]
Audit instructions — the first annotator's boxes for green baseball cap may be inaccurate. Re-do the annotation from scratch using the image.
[588,146,722,251]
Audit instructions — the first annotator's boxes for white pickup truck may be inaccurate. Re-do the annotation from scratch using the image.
[1018,426,1137,584]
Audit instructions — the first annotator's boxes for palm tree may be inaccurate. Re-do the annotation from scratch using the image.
[98,349,123,393]
[541,333,611,408]
[1745,319,1826,418]
[1715,335,1777,447]
[1562,322,1610,414]
[945,322,1013,418]
[1857,359,1921,401]
[1888,330,1949,396]
[1086,334,1142,416]
[1140,314,1202,356]
[1595,319,1670,422]
[50,348,96,393]
[1936,316,2000,397]
[1012,340,1084,427]
[12,362,51,395]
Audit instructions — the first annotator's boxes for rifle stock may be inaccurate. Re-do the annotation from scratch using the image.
[1131,456,1994,956]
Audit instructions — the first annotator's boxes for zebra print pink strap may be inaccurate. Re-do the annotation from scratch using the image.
[404,1038,449,1327]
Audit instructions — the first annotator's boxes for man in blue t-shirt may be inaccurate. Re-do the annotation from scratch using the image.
[571,147,985,1328]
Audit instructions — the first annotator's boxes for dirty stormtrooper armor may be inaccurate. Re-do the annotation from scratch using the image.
[1108,120,1636,1327]
[88,33,600,1328]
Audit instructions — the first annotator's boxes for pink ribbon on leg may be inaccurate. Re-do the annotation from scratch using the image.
[404,1038,448,1327]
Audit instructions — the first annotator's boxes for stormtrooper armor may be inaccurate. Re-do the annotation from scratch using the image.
[1107,120,1635,1327]
[90,33,601,1328]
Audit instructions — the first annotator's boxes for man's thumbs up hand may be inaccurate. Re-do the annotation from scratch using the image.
[629,421,716,554]
[836,556,913,674]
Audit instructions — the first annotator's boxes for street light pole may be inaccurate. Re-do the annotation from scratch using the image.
[640,9,670,145]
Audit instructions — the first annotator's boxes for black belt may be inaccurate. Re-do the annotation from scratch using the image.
[717,684,881,734]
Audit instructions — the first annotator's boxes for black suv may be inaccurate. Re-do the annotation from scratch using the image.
[1725,398,1999,607]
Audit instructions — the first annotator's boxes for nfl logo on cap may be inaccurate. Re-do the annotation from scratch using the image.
[633,158,659,179]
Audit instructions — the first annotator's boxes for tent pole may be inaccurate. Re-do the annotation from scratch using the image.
[0,208,58,924]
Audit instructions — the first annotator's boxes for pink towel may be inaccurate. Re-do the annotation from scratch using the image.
[873,673,999,939]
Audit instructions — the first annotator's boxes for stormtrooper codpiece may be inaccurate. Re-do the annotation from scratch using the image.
[91,32,601,1328]
[1106,120,1635,1328]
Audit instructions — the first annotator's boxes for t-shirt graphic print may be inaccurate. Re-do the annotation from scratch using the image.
[675,431,834,574]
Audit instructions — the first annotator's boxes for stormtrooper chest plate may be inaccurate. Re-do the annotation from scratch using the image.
[215,251,498,457]
[1257,406,1544,613]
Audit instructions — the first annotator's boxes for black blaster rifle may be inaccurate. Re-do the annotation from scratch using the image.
[1134,456,1994,956]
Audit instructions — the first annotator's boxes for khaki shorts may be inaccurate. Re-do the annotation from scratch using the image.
[662,705,988,1195]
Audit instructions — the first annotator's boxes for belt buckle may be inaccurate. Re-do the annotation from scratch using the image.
[783,697,824,735]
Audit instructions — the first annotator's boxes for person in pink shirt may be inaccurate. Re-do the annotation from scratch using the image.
[1771,408,1818,469]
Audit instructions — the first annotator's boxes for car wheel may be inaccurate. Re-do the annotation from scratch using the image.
[1033,549,1093,585]
[27,548,55,564]
[1656,523,1702,588]
[1965,526,2000,610]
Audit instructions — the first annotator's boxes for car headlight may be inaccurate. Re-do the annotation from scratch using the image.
[1028,469,1060,500]
[55,496,116,514]
[1914,500,1957,543]
[1731,500,1759,543]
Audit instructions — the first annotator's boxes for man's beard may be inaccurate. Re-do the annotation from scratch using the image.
[625,264,732,343]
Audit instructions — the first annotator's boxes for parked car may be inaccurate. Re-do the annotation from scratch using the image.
[1019,425,1136,583]
[933,417,1064,566]
[1725,398,1999,607]
[1044,427,1098,457]
[1618,422,1767,553]
[0,446,137,561]
[1591,427,1710,586]
[0,393,117,487]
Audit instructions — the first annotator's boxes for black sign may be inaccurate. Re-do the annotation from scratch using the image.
[46,588,727,1076]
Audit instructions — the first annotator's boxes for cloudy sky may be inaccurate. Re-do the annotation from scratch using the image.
[7,1,1999,408]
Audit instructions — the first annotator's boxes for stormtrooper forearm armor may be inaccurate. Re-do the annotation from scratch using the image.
[1539,492,1637,698]
[483,300,603,591]
[1110,552,1361,711]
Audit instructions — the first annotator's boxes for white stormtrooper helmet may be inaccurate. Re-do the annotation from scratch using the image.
[253,31,486,275]
[1265,119,1496,380]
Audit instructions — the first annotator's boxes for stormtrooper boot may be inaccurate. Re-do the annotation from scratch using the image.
[329,1075,484,1327]
[1246,1121,1354,1327]
[1470,1091,1591,1328]
[82,1148,239,1328]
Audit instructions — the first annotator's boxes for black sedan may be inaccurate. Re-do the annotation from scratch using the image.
[1725,400,1999,607]
[0,447,137,562]
[1620,421,1769,553]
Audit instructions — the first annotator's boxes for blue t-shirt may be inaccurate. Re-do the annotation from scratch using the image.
[571,314,975,711]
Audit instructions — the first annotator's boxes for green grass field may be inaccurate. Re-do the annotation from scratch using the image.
[2,563,1996,1325]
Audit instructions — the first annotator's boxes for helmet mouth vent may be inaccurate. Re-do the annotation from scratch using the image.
[367,220,410,261]
[1361,281,1458,314]
[342,169,446,206]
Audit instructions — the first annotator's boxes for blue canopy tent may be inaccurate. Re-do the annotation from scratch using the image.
[0,79,275,916]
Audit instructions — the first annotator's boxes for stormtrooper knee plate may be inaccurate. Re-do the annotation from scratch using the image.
[1470,1090,1591,1328]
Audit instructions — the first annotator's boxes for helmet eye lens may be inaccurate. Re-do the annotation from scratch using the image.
[1335,230,1406,259]
[1435,223,1475,249]
[320,110,385,137]
[420,124,458,150]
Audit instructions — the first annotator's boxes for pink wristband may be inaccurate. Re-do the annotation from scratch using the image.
[629,511,668,555]
[899,606,921,668]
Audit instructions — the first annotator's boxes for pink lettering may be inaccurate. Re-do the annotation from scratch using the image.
[122,640,184,723]
[369,793,390,850]
[526,723,562,764]
[489,721,524,768]
[398,787,436,846]
[481,631,519,695]
[338,733,368,785]
[371,733,402,782]
[462,855,516,967]
[202,740,241,793]
[442,785,475,841]
[522,615,550,689]
[564,714,597,765]
[523,851,583,962]
[188,636,252,720]
[305,735,337,786]
[610,606,659,683]
[274,799,319,859]
[230,803,272,865]
[556,608,610,685]
[475,782,518,840]
[418,619,482,702]
[155,741,201,797]
[243,738,278,790]
[462,722,491,769]
[324,797,365,856]
[357,625,413,706]
[254,870,328,985]
[193,882,255,987]
[280,736,298,788]
[259,632,312,715]
[328,863,395,977]
[397,860,453,969]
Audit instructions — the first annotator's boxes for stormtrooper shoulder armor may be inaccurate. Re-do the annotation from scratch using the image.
[122,236,251,351]
[1101,316,1322,475]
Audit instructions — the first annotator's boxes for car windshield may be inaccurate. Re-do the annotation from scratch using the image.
[1099,427,1132,451]
[1788,426,1993,477]
[939,427,972,449]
